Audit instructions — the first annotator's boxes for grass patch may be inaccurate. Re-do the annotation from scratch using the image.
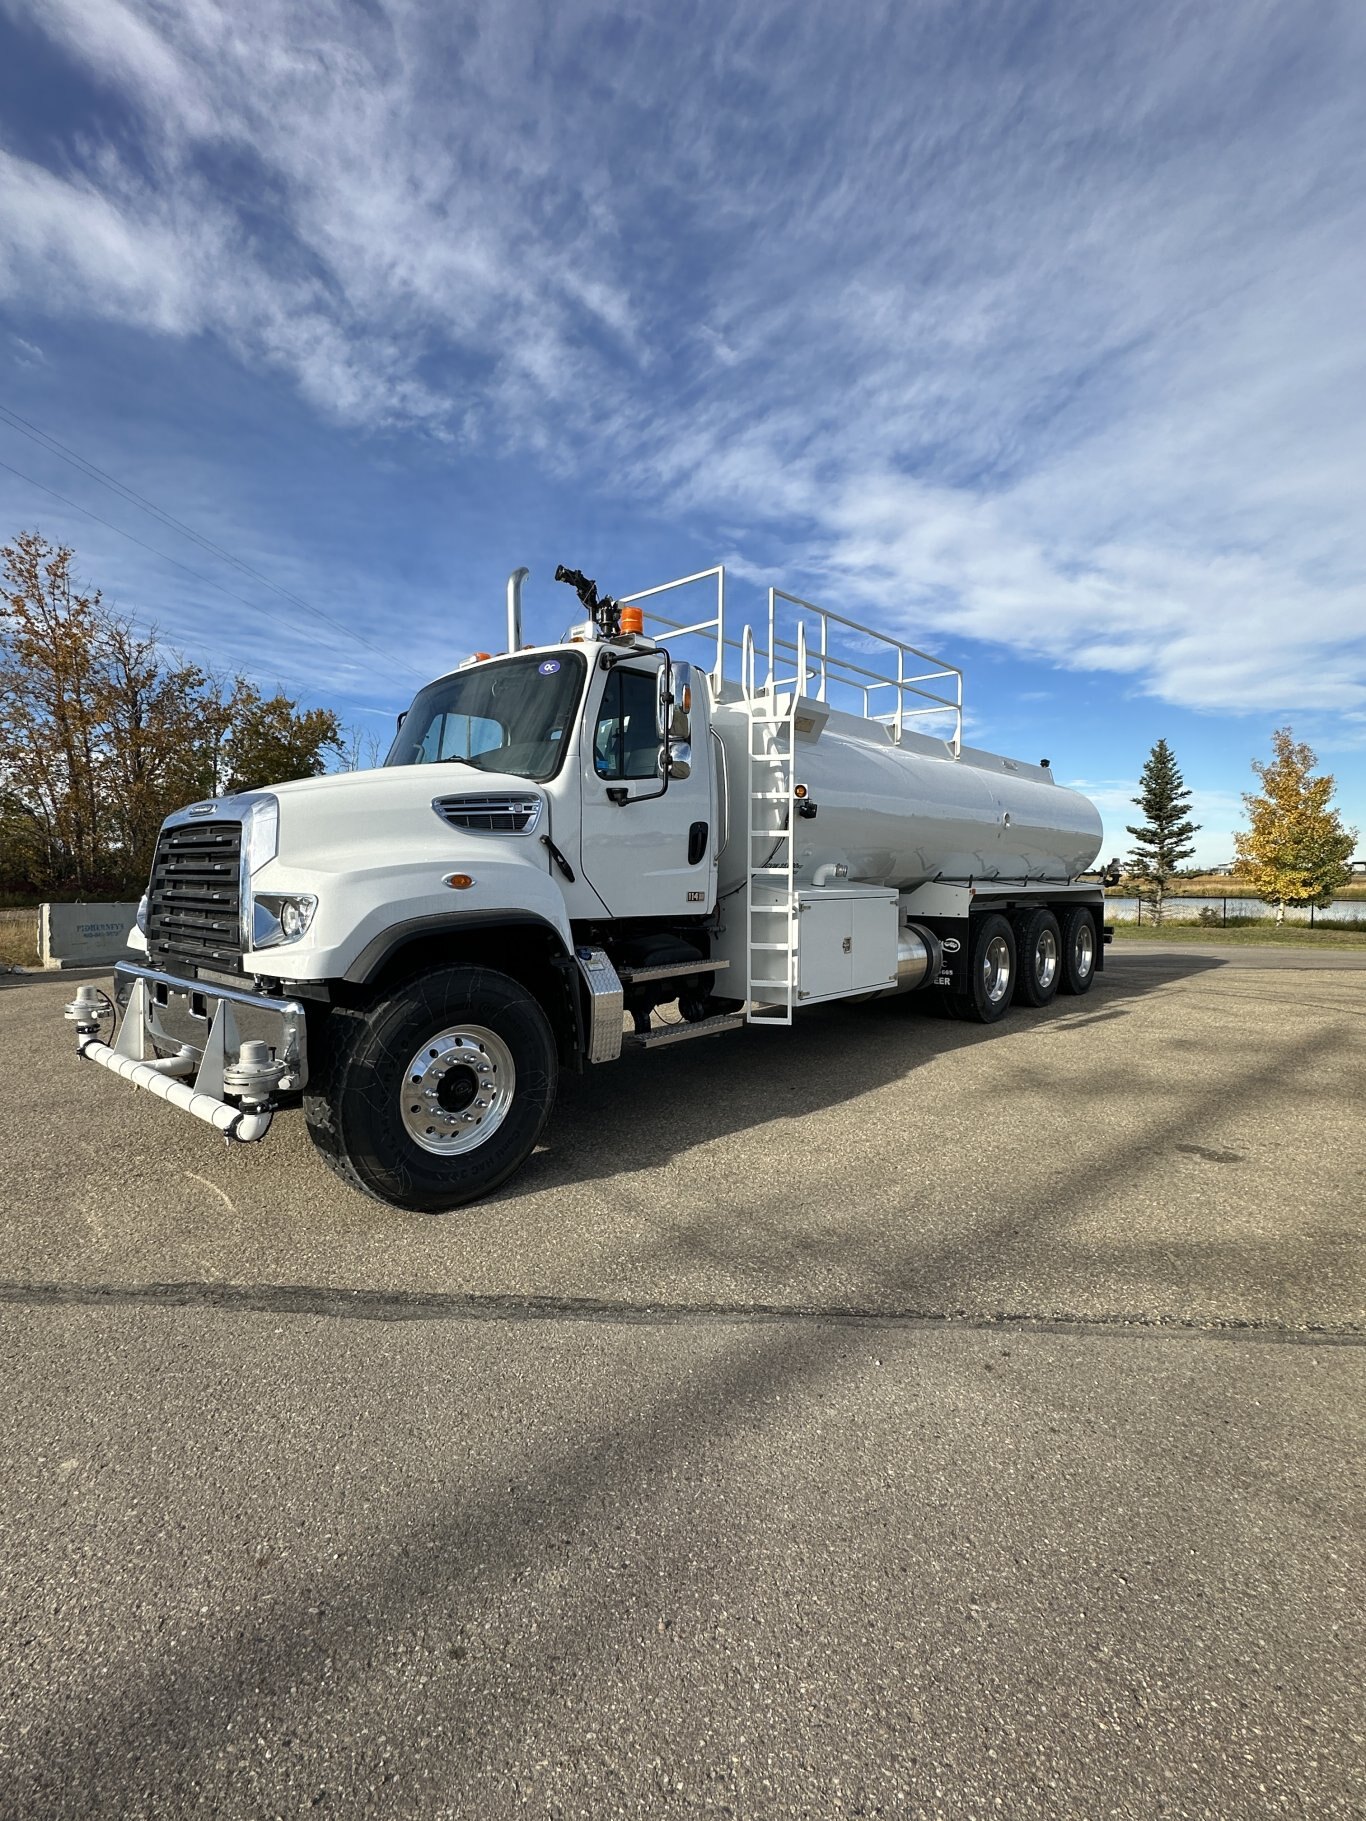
[0,909,40,969]
[1109,919,1366,948]
[1150,874,1366,900]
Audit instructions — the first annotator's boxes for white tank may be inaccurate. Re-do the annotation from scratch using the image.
[713,698,1103,895]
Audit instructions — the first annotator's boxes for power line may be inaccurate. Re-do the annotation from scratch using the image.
[0,454,355,704]
[0,401,428,680]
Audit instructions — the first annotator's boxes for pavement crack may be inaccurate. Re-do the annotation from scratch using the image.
[0,1279,1359,1345]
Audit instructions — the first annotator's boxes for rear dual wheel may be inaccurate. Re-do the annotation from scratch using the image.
[960,912,1016,1024]
[958,905,1097,1022]
[1058,905,1098,995]
[1013,907,1062,1008]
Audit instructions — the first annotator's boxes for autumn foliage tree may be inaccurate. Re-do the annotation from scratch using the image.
[1234,728,1356,923]
[0,532,341,898]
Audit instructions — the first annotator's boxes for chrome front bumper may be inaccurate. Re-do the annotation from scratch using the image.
[64,963,310,1145]
[113,962,309,1090]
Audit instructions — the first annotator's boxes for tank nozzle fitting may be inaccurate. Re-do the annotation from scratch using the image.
[222,1039,287,1110]
[64,983,104,1039]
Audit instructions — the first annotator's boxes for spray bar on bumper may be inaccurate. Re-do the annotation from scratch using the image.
[65,967,307,1143]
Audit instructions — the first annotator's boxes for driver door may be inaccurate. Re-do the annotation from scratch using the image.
[577,656,715,917]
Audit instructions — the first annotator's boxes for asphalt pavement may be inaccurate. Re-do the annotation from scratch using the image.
[1,943,1362,1818]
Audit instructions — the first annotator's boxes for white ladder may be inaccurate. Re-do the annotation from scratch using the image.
[743,627,800,1024]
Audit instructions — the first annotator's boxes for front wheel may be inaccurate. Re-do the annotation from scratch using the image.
[305,966,558,1212]
[1058,907,1098,996]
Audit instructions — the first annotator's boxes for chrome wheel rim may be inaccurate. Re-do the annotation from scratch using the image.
[1035,928,1059,990]
[400,1024,516,1156]
[982,933,1012,1005]
[1074,922,1095,980]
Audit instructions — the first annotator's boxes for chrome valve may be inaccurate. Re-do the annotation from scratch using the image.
[222,1039,287,1109]
[64,984,104,1038]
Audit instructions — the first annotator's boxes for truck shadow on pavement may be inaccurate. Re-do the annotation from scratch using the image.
[516,949,1229,1202]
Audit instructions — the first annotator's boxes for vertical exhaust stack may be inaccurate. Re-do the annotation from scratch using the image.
[506,566,529,652]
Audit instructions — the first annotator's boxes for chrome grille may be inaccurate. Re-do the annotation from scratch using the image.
[145,821,244,971]
[432,793,542,834]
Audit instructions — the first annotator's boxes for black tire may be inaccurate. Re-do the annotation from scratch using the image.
[1012,907,1062,1007]
[304,966,558,1213]
[1058,906,1098,996]
[961,912,1017,1024]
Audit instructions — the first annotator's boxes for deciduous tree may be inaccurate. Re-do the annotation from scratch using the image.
[1234,728,1356,922]
[0,532,106,892]
[223,684,342,794]
[1125,739,1200,925]
[94,616,214,881]
[340,723,386,771]
[0,531,345,897]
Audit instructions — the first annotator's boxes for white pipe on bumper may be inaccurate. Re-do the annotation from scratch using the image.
[78,1040,273,1141]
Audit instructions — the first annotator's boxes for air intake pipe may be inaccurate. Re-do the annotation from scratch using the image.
[845,920,944,1002]
[865,921,943,997]
[506,566,529,652]
[895,920,943,991]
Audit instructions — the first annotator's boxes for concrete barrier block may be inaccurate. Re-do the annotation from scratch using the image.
[40,903,140,969]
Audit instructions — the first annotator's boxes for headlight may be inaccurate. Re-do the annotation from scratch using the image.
[239,793,281,948]
[135,893,149,935]
[252,892,317,950]
[280,897,311,940]
[243,795,279,874]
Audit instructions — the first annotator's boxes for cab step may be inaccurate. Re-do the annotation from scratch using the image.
[622,1011,746,1051]
[616,957,729,985]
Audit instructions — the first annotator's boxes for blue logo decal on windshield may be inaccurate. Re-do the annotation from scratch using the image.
[538,659,561,675]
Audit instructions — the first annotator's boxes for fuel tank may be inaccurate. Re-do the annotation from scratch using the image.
[712,697,1103,895]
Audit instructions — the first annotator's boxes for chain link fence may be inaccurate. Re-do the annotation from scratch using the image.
[1107,893,1366,927]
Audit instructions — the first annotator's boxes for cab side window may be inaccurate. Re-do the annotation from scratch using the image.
[594,667,660,781]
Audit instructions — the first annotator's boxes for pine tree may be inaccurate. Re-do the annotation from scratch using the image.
[1234,728,1356,923]
[1125,739,1200,926]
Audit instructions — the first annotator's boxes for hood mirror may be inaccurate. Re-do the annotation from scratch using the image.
[667,661,694,741]
[661,741,692,780]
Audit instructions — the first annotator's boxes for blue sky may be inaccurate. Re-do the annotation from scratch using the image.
[1,0,1363,866]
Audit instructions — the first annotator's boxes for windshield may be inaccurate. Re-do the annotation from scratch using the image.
[385,651,587,781]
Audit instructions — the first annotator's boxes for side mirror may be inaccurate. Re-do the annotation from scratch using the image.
[661,742,692,781]
[654,659,694,743]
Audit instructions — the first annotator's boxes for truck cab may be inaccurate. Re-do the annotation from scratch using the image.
[387,636,715,924]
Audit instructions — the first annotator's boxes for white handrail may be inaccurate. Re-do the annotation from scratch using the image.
[623,566,964,755]
[619,566,726,688]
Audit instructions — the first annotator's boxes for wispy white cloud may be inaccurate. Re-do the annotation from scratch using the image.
[7,332,45,367]
[1,0,1364,725]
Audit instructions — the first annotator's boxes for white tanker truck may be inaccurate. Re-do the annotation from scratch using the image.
[65,565,1114,1212]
